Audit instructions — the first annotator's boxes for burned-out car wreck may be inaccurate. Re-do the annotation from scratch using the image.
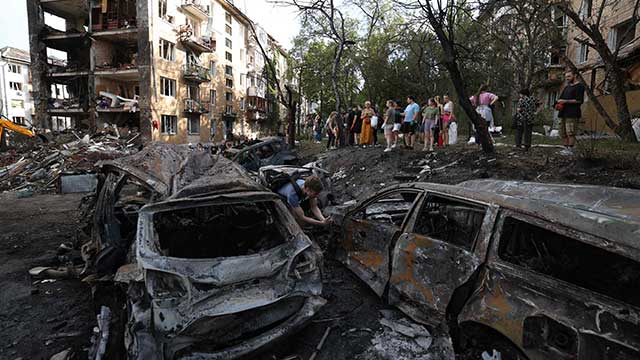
[90,143,325,359]
[223,137,298,172]
[330,180,640,359]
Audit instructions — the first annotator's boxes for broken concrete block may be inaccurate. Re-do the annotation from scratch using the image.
[59,173,97,193]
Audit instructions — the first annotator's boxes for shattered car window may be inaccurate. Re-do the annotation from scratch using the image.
[499,217,640,307]
[413,195,486,250]
[153,201,288,258]
[360,191,418,227]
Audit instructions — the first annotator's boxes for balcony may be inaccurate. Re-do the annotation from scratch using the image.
[184,99,209,114]
[181,0,209,20]
[183,64,211,83]
[177,25,214,53]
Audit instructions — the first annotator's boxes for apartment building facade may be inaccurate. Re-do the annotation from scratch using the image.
[542,0,640,132]
[0,47,34,127]
[27,0,294,143]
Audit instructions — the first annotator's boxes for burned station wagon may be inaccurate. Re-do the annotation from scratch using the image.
[92,144,325,359]
[332,180,640,359]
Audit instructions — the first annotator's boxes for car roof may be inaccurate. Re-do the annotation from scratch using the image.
[100,143,265,198]
[386,180,640,252]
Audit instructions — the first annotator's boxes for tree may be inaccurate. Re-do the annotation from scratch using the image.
[549,0,639,142]
[274,0,357,113]
[247,21,299,147]
[402,0,495,153]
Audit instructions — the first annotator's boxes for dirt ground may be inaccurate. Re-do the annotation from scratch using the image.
[1,138,639,360]
[0,193,94,360]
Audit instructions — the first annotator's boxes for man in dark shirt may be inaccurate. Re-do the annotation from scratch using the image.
[557,71,585,155]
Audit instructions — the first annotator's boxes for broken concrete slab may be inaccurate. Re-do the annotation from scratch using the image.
[59,173,98,193]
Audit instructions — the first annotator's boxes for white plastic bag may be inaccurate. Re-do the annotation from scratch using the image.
[632,118,640,141]
[448,122,458,144]
[371,116,379,128]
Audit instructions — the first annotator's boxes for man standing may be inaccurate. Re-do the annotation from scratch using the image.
[557,71,585,155]
[401,96,420,149]
[277,176,330,227]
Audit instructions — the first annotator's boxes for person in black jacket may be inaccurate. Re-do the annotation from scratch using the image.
[556,71,585,156]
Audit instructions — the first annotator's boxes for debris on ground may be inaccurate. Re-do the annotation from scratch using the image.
[0,130,140,194]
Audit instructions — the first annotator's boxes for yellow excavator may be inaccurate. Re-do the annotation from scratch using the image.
[0,115,47,148]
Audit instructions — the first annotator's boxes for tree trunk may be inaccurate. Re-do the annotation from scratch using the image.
[422,5,494,153]
[332,44,344,112]
[604,60,636,141]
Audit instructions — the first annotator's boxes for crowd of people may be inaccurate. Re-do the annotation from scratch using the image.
[306,70,584,156]
[311,95,461,153]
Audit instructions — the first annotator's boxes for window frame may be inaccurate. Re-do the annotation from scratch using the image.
[209,89,216,105]
[409,192,489,252]
[225,51,233,62]
[9,82,22,91]
[225,38,232,48]
[225,78,233,88]
[160,76,176,97]
[159,39,175,61]
[188,115,200,135]
[491,209,640,307]
[225,65,233,77]
[159,0,167,18]
[349,188,424,231]
[577,42,589,64]
[8,64,21,74]
[160,114,177,135]
[225,24,232,35]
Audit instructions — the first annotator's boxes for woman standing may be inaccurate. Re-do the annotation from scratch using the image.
[514,89,537,150]
[326,112,338,150]
[442,95,455,146]
[360,101,375,146]
[422,98,440,152]
[470,85,499,128]
[383,100,396,152]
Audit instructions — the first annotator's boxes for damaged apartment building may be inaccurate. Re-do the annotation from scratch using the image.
[541,0,640,133]
[26,0,298,143]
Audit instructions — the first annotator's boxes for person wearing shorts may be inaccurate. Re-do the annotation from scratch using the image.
[401,96,420,149]
[422,98,440,151]
[383,100,396,152]
[392,101,403,148]
[557,70,585,156]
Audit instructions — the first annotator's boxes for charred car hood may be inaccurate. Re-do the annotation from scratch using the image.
[136,192,312,286]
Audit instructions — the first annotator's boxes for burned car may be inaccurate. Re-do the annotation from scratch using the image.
[224,137,298,172]
[92,144,325,359]
[331,180,640,359]
[258,163,335,208]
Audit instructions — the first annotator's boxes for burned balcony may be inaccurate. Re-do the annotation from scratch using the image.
[181,0,210,21]
[183,63,210,83]
[91,0,137,32]
[184,99,209,114]
[47,59,90,78]
[177,25,214,54]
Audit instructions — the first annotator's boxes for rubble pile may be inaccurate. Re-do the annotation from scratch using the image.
[0,131,140,195]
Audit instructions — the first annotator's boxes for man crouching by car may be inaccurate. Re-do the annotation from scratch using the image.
[278,175,331,227]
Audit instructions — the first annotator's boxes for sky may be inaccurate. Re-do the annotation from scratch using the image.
[0,0,301,52]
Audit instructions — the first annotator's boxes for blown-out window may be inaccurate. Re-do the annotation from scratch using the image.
[413,195,486,250]
[499,217,640,307]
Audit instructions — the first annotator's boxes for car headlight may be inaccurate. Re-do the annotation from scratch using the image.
[288,250,317,280]
[146,270,187,299]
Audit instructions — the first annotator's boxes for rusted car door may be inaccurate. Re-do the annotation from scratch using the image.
[388,192,497,325]
[337,189,424,296]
